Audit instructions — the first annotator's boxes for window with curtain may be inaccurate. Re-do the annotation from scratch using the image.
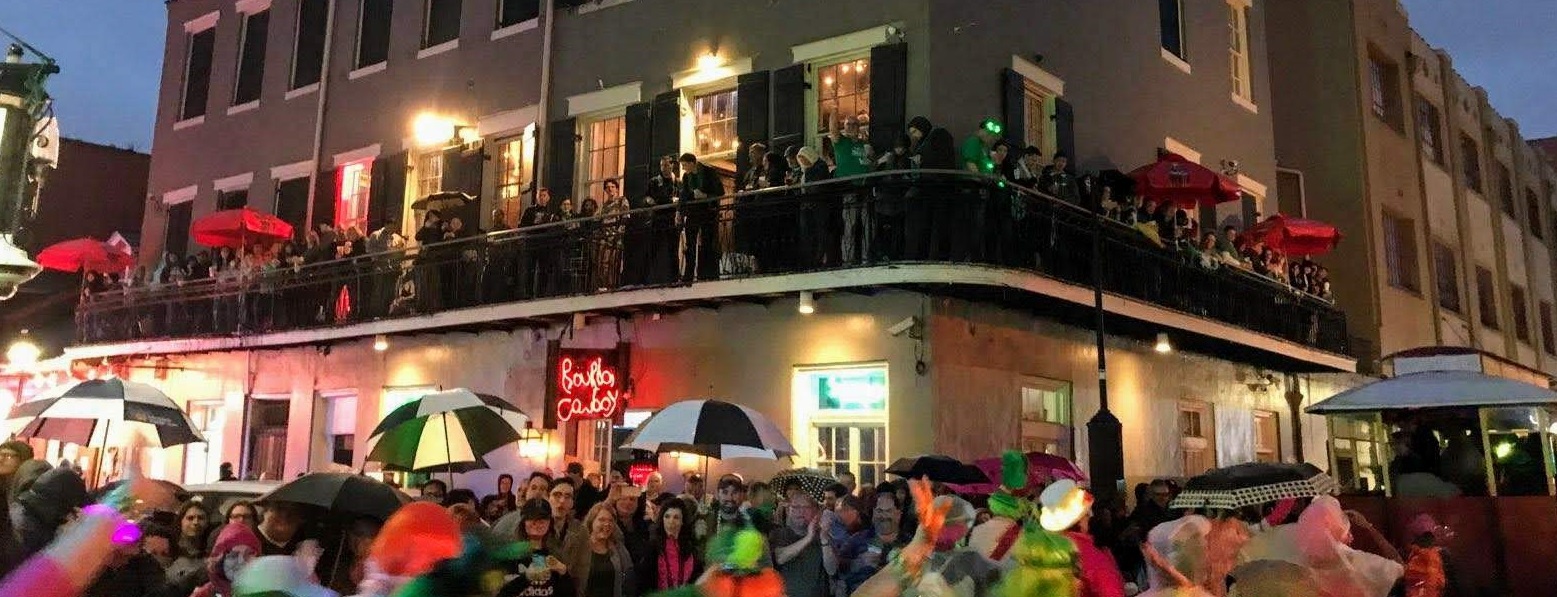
[337,160,373,232]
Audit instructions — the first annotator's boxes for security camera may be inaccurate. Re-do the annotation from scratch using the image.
[0,234,40,301]
[887,316,919,337]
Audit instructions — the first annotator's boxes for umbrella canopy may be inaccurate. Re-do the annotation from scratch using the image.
[885,455,990,484]
[1170,462,1340,511]
[410,191,476,212]
[6,379,204,448]
[621,399,797,460]
[1128,152,1242,209]
[381,455,492,475]
[953,452,1088,495]
[1305,370,1557,414]
[770,468,838,502]
[191,207,295,248]
[1243,214,1342,256]
[366,389,528,474]
[35,237,134,273]
[258,472,410,521]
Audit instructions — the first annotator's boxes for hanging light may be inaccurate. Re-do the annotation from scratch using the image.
[372,334,389,352]
[798,291,816,315]
[1153,333,1173,354]
[6,330,39,367]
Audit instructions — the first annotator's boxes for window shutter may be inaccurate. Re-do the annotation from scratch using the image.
[274,177,311,232]
[868,43,908,154]
[313,168,336,228]
[165,203,193,257]
[735,70,771,183]
[650,91,681,162]
[623,101,653,203]
[771,64,807,155]
[367,152,406,232]
[441,147,484,196]
[1054,97,1075,161]
[1000,68,1026,149]
[545,118,577,197]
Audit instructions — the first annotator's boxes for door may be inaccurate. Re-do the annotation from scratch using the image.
[245,397,289,480]
[183,400,225,485]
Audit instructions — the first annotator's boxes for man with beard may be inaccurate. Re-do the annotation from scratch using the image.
[770,492,830,597]
[712,475,747,538]
[840,491,905,595]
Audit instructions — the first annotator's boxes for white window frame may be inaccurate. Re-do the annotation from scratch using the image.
[1227,0,1256,112]
[495,130,533,226]
[1019,377,1073,458]
[231,8,269,109]
[322,390,358,468]
[682,85,739,163]
[577,114,627,202]
[806,53,872,148]
[183,400,226,485]
[414,149,444,199]
[793,363,890,487]
[178,23,218,126]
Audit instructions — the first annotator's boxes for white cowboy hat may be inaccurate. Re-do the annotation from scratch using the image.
[1037,479,1092,532]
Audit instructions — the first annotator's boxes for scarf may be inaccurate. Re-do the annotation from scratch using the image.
[657,538,694,589]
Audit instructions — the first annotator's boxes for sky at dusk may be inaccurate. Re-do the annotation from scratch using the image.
[0,0,1550,150]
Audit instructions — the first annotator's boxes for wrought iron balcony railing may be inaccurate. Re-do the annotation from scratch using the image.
[75,171,1347,356]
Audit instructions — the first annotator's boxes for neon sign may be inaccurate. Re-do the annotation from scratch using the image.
[554,354,623,423]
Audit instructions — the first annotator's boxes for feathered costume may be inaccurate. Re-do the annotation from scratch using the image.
[349,501,530,597]
[974,450,1080,597]
[645,525,784,597]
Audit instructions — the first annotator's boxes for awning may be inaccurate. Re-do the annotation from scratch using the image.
[1306,370,1557,414]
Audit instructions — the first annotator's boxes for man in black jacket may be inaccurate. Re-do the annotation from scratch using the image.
[678,153,725,282]
[904,116,957,259]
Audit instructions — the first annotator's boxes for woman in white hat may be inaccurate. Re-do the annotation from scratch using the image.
[1037,479,1126,597]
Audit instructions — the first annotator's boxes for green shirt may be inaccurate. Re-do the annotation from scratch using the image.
[961,135,994,173]
[833,136,872,177]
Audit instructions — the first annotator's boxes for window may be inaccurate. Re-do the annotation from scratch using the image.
[1020,379,1073,457]
[1460,134,1482,192]
[1021,80,1054,155]
[415,151,444,199]
[1330,415,1383,493]
[1179,400,1216,476]
[1253,410,1280,463]
[692,88,738,158]
[1512,285,1531,343]
[356,0,393,69]
[180,27,216,120]
[1415,95,1445,165]
[291,0,329,89]
[423,0,461,49]
[1368,53,1403,130]
[1498,164,1515,216]
[325,393,358,467]
[1476,266,1498,329]
[165,202,192,257]
[245,397,290,481]
[1159,0,1186,60]
[233,9,269,106]
[497,0,540,28]
[1529,189,1545,240]
[496,134,531,226]
[1542,301,1556,355]
[589,420,612,473]
[217,189,249,210]
[337,160,372,231]
[580,116,626,201]
[183,401,225,485]
[815,58,870,136]
[1227,1,1252,102]
[1431,240,1461,314]
[1381,211,1420,292]
[795,365,889,489]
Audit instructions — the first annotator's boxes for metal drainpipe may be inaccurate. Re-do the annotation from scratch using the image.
[302,0,339,229]
[533,0,557,195]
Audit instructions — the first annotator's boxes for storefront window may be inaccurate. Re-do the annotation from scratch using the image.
[245,396,290,481]
[325,392,358,468]
[1020,378,1072,457]
[795,364,888,487]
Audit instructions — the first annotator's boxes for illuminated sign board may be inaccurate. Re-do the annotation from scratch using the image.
[544,343,629,429]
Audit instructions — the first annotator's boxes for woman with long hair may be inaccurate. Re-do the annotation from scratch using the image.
[638,497,702,592]
[163,500,211,595]
[561,503,636,597]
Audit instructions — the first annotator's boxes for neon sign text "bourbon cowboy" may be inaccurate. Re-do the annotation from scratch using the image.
[556,355,621,422]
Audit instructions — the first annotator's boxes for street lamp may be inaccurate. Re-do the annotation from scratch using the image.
[6,329,39,367]
[0,37,60,301]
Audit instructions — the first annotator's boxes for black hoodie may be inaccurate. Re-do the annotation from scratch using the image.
[11,467,87,558]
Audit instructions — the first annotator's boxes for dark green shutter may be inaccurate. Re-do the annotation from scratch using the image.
[1001,68,1026,149]
[546,118,577,198]
[368,152,406,232]
[650,91,681,163]
[771,64,807,155]
[623,101,653,202]
[868,43,908,153]
[735,70,771,182]
[313,168,336,228]
[1055,97,1075,161]
[274,177,310,233]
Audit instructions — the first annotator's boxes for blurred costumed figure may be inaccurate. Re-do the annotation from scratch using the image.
[1036,479,1126,597]
[1401,514,1448,597]
[855,478,1002,597]
[1242,496,1402,597]
[350,501,530,597]
[967,451,1034,568]
[1137,515,1215,597]
[645,525,783,597]
[987,520,1077,597]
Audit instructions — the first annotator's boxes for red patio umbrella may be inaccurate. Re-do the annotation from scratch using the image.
[191,207,295,248]
[1243,214,1342,256]
[948,452,1088,495]
[1128,152,1243,209]
[35,237,135,273]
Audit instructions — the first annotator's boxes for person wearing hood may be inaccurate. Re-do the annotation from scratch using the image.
[902,116,958,262]
[192,523,264,597]
[1137,516,1216,597]
[1037,480,1126,597]
[12,467,88,559]
[1238,496,1402,597]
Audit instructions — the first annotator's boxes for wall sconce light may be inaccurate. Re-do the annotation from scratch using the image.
[372,334,389,352]
[518,421,547,458]
[1154,333,1173,354]
[697,51,723,72]
[412,113,473,147]
[798,291,816,315]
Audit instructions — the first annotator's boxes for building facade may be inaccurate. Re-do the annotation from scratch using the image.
[49,0,1364,491]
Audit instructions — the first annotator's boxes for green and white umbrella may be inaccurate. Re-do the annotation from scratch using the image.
[366,389,528,476]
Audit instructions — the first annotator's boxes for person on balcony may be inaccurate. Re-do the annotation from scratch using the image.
[953,119,1002,263]
[518,188,561,297]
[795,146,834,270]
[1039,152,1078,204]
[742,142,770,192]
[678,153,725,283]
[903,116,956,262]
[831,116,874,266]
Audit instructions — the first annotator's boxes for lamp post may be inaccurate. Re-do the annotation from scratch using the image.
[1085,207,1125,504]
[0,37,59,301]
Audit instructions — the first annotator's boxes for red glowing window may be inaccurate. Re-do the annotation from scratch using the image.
[336,160,372,233]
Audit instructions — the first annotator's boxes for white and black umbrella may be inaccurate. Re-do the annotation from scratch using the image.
[6,379,204,448]
[365,389,528,476]
[622,399,797,460]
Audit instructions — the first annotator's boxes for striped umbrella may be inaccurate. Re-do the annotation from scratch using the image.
[365,389,528,476]
[770,468,838,502]
[621,399,797,460]
[6,379,204,448]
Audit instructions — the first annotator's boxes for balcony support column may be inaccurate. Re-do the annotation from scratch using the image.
[1285,376,1305,462]
[1086,211,1124,503]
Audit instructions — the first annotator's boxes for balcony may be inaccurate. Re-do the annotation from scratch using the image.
[75,171,1348,368]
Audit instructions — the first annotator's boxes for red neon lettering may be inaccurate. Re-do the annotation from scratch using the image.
[556,356,620,422]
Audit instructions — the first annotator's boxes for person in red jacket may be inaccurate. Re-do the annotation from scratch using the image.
[1038,480,1127,597]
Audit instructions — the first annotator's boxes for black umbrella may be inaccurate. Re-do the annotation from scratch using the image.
[1170,462,1340,511]
[410,191,476,212]
[258,472,411,521]
[885,455,990,484]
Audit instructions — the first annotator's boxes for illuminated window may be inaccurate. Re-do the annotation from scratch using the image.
[580,116,626,201]
[1227,0,1252,103]
[1020,378,1072,457]
[496,135,531,226]
[692,88,738,158]
[815,58,870,136]
[1253,410,1280,463]
[324,392,358,467]
[1179,400,1216,476]
[183,401,225,485]
[795,364,888,488]
[415,151,444,199]
[337,160,373,232]
[1330,415,1383,493]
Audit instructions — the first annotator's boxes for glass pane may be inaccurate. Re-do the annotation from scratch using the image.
[860,427,878,461]
[1487,407,1547,496]
[860,465,878,488]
